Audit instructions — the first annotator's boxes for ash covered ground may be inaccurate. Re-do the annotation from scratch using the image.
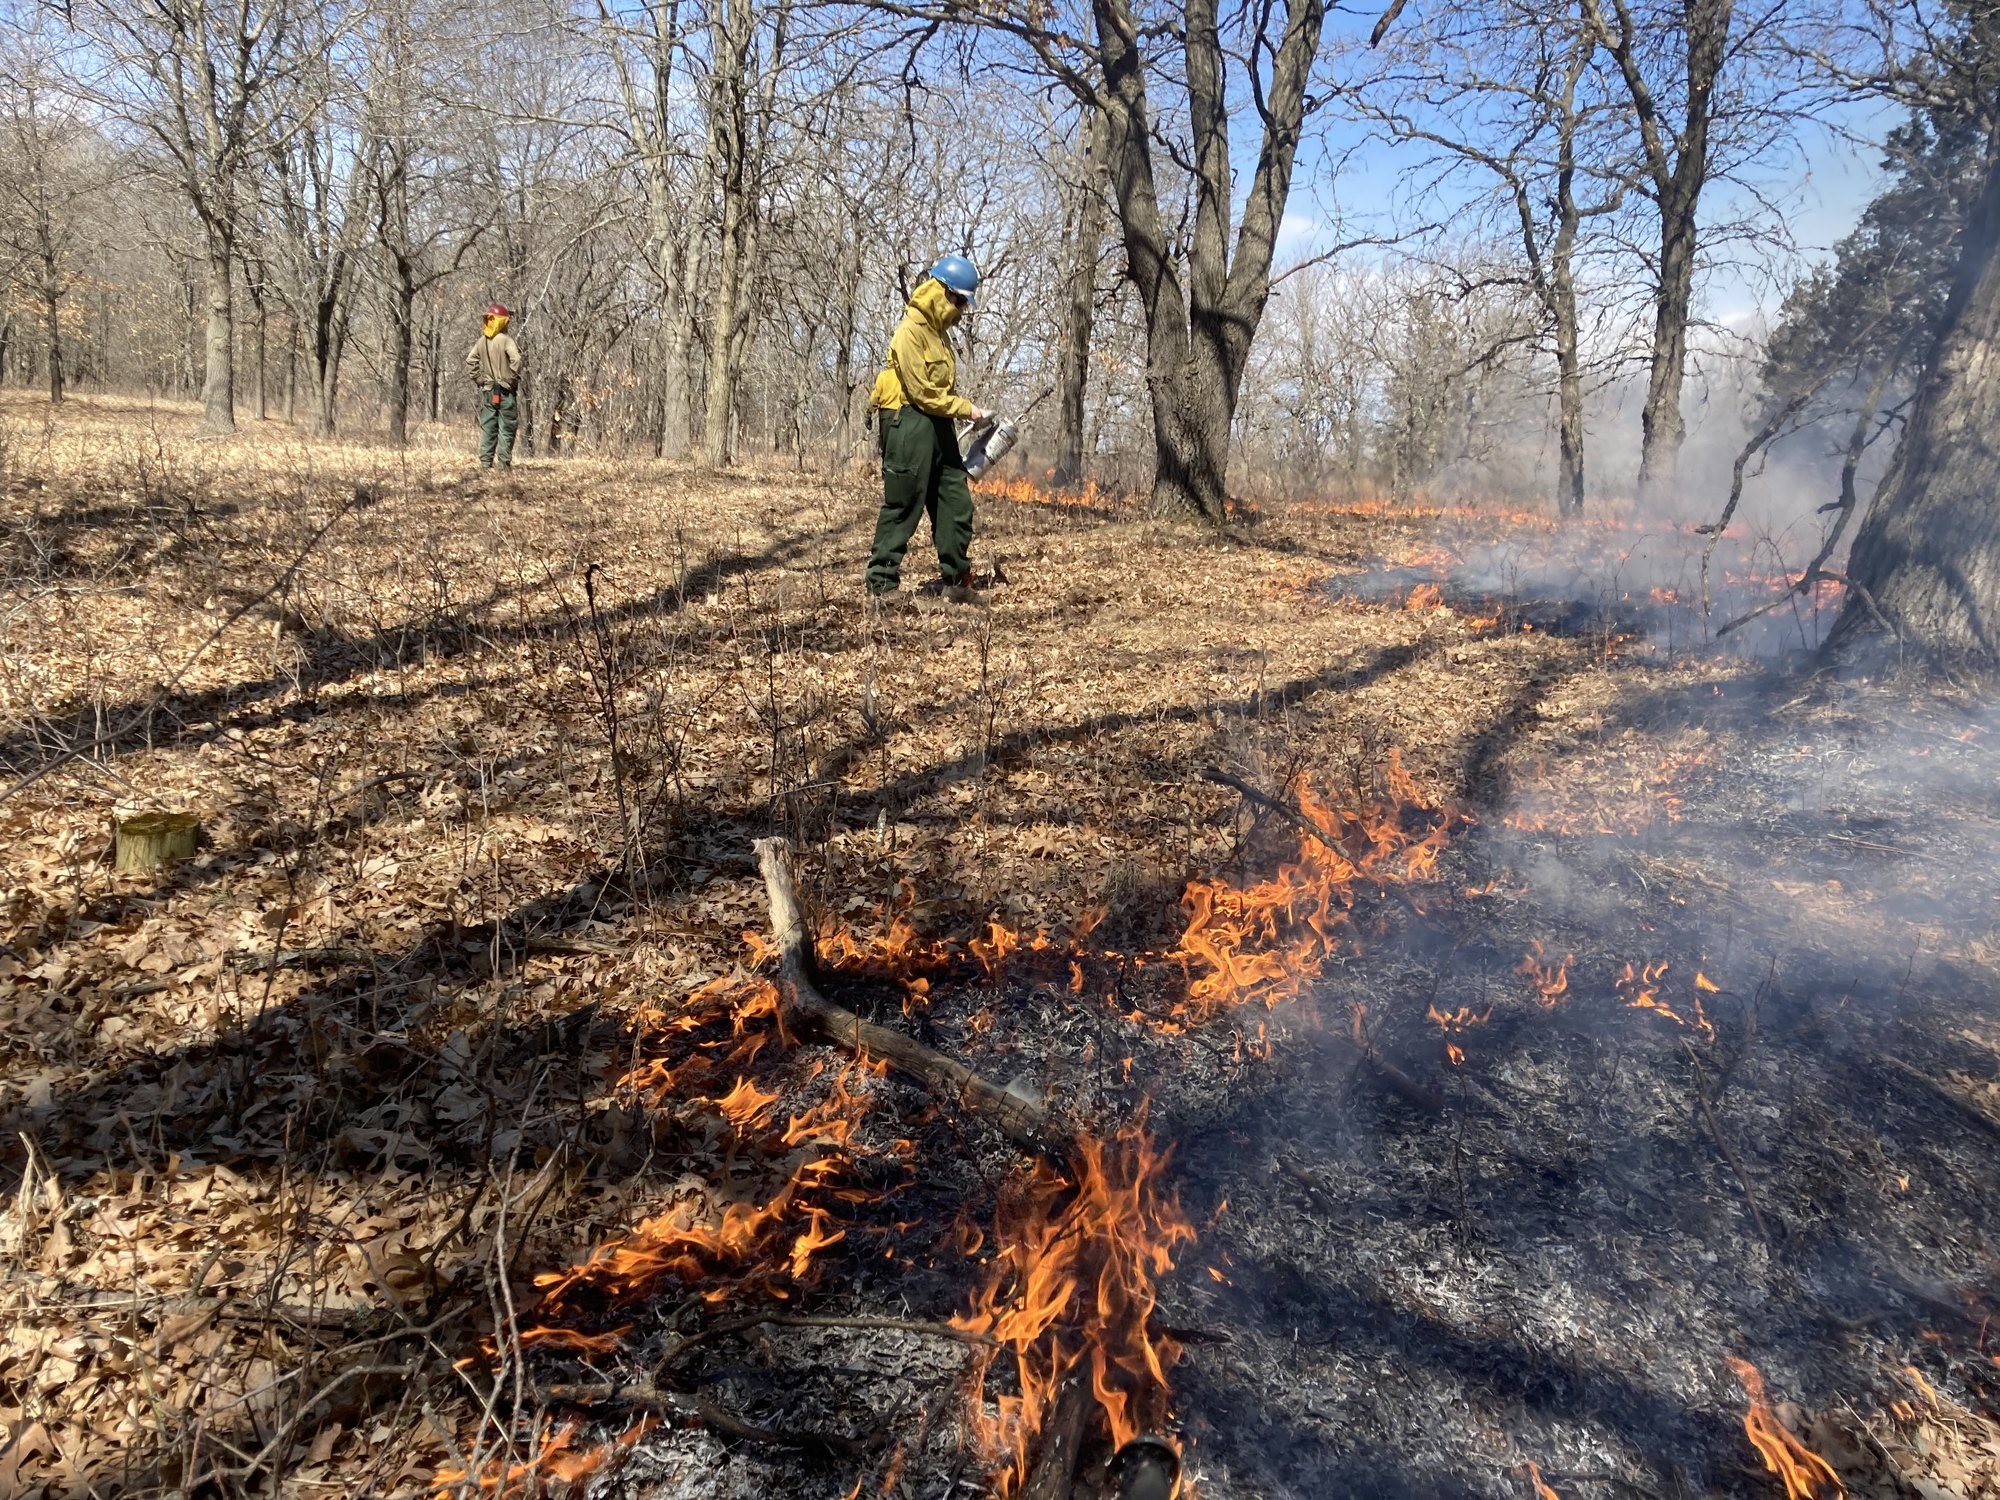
[1168,677,2000,1499]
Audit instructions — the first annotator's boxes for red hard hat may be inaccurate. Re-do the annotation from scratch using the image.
[486,303,510,318]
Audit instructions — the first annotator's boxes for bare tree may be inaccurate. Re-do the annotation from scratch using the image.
[869,0,1336,522]
[0,18,106,404]
[1580,0,1798,504]
[63,0,314,435]
[257,47,375,437]
[698,0,790,465]
[1364,0,1639,515]
[1053,103,1110,487]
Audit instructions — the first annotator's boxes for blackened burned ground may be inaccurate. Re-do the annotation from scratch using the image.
[1164,682,2000,1499]
[599,678,2000,1500]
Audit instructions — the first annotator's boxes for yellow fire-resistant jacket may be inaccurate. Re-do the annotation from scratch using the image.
[868,278,974,420]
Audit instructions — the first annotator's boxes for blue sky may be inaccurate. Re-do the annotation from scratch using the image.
[1254,15,1908,328]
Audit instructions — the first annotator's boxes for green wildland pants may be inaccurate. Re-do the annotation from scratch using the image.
[478,386,518,468]
[867,406,972,593]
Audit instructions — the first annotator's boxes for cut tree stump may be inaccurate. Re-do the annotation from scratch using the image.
[754,837,1062,1159]
[114,812,201,873]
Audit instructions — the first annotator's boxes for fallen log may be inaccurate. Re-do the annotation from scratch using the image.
[1021,1370,1092,1500]
[753,837,1062,1159]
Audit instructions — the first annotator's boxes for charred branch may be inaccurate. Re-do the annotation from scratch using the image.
[538,1381,873,1456]
[754,836,1064,1160]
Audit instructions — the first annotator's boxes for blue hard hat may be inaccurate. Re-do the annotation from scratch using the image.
[928,254,980,304]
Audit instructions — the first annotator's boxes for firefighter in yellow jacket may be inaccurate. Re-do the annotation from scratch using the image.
[866,256,987,598]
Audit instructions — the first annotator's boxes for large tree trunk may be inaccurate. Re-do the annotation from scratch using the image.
[1828,144,2000,670]
[1555,326,1585,517]
[253,294,268,420]
[283,314,298,425]
[1594,0,1730,507]
[1148,348,1236,522]
[1637,199,1697,502]
[1054,108,1110,488]
[699,0,755,469]
[199,226,237,435]
[1092,0,1326,524]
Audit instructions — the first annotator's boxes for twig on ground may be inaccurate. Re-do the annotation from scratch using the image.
[755,836,1063,1159]
[1686,1045,1772,1243]
[1202,765,1433,922]
[539,1381,871,1455]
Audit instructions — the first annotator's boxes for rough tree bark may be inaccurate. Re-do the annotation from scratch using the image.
[41,281,62,406]
[1054,106,1109,487]
[199,224,236,435]
[1828,140,2000,670]
[699,0,786,468]
[596,0,701,457]
[1076,0,1328,522]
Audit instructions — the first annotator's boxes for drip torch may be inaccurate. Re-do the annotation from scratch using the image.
[1108,1435,1181,1500]
[963,385,1055,479]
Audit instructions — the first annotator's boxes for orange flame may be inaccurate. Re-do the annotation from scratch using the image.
[1726,1358,1843,1499]
[954,1118,1194,1498]
[1171,756,1453,1026]
[436,1416,658,1495]
[1617,960,1716,1042]
[711,1076,781,1129]
[972,473,1135,513]
[1517,942,1572,1007]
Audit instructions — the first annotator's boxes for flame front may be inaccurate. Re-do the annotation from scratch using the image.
[1171,755,1453,1026]
[953,1118,1194,1497]
[1517,941,1572,1006]
[1726,1357,1843,1499]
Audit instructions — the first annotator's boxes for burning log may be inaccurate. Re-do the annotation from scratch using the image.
[1020,1370,1092,1500]
[753,837,1061,1159]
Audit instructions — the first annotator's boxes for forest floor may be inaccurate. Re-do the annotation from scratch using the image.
[1,391,1998,1500]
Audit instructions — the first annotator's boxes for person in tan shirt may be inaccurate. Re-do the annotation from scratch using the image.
[464,304,524,469]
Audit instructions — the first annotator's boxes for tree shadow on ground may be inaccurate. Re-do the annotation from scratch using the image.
[0,513,852,785]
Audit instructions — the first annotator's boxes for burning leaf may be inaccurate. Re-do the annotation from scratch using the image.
[1171,758,1454,1026]
[710,1076,780,1130]
[1516,941,1573,1008]
[1726,1357,1843,1499]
